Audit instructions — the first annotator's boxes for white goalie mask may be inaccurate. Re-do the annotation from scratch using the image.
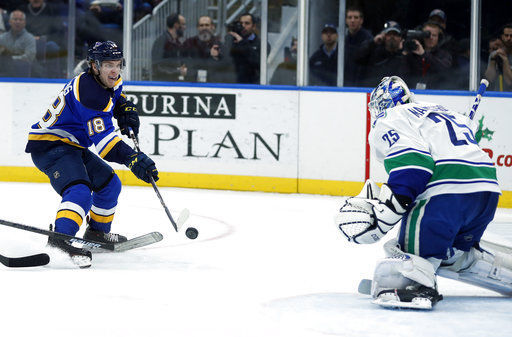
[368,76,415,121]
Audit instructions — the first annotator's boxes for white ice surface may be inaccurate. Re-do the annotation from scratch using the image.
[0,182,511,337]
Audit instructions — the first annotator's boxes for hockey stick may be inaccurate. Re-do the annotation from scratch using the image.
[0,219,163,252]
[0,252,50,268]
[468,79,489,120]
[127,128,189,232]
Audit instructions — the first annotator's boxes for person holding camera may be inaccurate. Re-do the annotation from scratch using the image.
[484,36,512,91]
[354,20,406,87]
[403,21,452,89]
[226,13,270,84]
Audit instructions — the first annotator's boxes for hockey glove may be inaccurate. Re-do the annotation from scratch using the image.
[114,100,140,136]
[335,184,406,244]
[125,152,159,183]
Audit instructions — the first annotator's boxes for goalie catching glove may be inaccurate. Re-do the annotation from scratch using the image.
[335,182,406,244]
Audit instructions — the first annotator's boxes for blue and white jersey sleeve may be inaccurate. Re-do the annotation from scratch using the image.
[370,102,500,202]
[370,108,434,202]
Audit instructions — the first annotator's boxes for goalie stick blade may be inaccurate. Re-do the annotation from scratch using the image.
[113,232,163,252]
[358,278,372,295]
[0,253,50,268]
[480,239,512,255]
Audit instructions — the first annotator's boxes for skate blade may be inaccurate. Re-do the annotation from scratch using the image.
[71,255,92,269]
[373,297,433,310]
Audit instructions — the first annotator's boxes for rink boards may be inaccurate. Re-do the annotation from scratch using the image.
[0,81,511,207]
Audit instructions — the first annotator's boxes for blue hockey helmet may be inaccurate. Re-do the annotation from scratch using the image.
[368,76,414,120]
[87,41,125,68]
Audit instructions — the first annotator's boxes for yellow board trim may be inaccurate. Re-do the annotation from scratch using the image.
[1,166,511,208]
[56,210,83,227]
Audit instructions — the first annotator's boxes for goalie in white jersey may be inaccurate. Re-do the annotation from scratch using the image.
[336,76,511,309]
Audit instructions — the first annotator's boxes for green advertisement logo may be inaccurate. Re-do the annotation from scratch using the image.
[475,116,495,143]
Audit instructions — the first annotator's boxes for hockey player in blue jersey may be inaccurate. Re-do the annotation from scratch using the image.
[25,41,159,268]
[335,76,512,309]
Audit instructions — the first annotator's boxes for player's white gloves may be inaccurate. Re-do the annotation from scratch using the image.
[335,181,406,244]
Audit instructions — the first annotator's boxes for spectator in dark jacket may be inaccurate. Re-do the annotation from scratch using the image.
[344,6,372,86]
[355,21,406,87]
[403,21,453,89]
[151,13,189,82]
[23,0,65,77]
[309,24,338,86]
[226,13,270,84]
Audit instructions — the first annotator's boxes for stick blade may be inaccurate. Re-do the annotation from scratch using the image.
[0,253,50,268]
[176,208,190,231]
[114,232,164,252]
[358,278,372,295]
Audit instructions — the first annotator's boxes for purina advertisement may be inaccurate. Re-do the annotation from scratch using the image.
[0,81,511,205]
[123,86,299,178]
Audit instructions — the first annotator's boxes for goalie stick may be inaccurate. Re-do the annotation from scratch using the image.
[468,79,489,120]
[0,252,50,268]
[357,239,512,296]
[0,219,163,252]
[128,128,190,232]
[464,79,489,134]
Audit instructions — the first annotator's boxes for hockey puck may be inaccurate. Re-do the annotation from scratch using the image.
[185,227,198,240]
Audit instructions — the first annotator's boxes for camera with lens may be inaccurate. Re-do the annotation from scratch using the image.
[227,21,244,35]
[402,30,431,52]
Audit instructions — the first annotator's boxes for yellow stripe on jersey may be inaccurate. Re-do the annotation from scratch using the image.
[103,97,113,112]
[28,134,84,148]
[99,136,121,158]
[73,73,82,102]
[56,210,83,227]
[114,77,123,91]
[90,210,115,223]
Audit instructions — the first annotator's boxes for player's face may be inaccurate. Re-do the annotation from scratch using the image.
[97,60,122,88]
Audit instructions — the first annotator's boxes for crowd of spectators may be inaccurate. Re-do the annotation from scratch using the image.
[0,0,160,78]
[304,6,512,91]
[151,12,268,84]
[0,2,511,92]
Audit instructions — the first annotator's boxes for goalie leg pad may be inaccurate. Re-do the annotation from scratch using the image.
[438,246,512,296]
[371,239,438,297]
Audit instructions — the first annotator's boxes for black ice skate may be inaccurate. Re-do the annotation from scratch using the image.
[47,236,92,268]
[83,226,128,244]
[373,285,443,310]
